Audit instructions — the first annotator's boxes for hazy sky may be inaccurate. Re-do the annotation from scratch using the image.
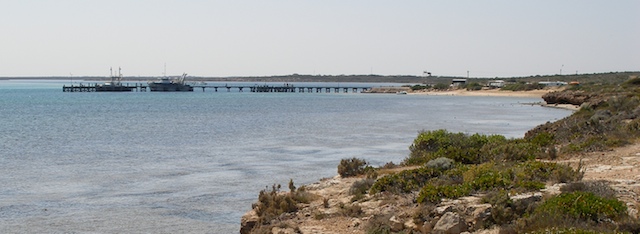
[1,1,638,77]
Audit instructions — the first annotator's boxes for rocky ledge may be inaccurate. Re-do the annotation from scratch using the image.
[541,90,593,105]
[240,174,566,234]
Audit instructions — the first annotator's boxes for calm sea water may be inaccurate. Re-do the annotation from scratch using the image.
[0,80,572,233]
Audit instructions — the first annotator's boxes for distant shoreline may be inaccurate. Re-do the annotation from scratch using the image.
[411,88,553,98]
[412,88,580,111]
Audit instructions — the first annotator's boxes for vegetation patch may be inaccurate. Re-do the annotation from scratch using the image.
[370,166,442,194]
[519,192,629,232]
[252,181,317,226]
[249,73,640,233]
[338,157,371,177]
[350,178,375,201]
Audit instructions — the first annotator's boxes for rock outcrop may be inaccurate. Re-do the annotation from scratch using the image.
[240,210,259,234]
[239,173,521,234]
[433,212,466,234]
[541,90,592,105]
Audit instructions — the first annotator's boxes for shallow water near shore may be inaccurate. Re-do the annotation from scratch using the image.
[0,80,572,233]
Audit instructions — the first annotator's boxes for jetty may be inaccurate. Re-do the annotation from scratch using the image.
[195,84,370,93]
[63,84,372,93]
[62,83,148,92]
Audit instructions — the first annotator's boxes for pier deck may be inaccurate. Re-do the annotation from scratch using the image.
[63,84,371,93]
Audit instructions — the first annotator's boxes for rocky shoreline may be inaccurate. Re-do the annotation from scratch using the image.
[241,82,640,233]
[241,145,640,233]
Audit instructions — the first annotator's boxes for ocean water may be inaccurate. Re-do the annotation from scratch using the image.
[0,80,572,233]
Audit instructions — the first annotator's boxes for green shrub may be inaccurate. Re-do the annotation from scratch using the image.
[370,167,441,194]
[417,183,472,203]
[411,84,430,90]
[406,130,507,165]
[481,141,539,162]
[338,157,368,177]
[465,82,483,91]
[519,192,629,232]
[433,83,449,90]
[350,178,375,201]
[425,157,455,170]
[482,190,515,226]
[513,161,582,185]
[528,132,555,147]
[253,184,299,224]
[534,191,627,223]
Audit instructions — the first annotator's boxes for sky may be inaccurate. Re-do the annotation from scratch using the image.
[0,1,638,78]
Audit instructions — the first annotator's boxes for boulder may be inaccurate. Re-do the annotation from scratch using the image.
[421,221,433,234]
[511,192,542,207]
[435,205,455,215]
[389,215,404,232]
[433,212,467,234]
[467,204,492,231]
[404,218,418,232]
[240,210,259,234]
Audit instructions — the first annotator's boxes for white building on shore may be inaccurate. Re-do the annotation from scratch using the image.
[538,81,568,87]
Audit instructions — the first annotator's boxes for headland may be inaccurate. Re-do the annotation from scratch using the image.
[241,72,640,234]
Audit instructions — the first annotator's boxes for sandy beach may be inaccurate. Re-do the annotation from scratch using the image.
[412,88,581,111]
[411,88,554,98]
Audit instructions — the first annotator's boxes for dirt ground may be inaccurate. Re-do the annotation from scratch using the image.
[558,141,640,218]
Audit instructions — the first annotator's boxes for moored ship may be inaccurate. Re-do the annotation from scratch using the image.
[148,73,194,92]
[95,67,135,92]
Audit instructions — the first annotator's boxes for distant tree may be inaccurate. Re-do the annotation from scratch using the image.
[411,84,430,90]
[433,83,450,90]
[465,82,483,91]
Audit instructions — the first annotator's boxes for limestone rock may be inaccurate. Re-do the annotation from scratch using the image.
[433,212,467,234]
[404,218,418,232]
[421,221,433,234]
[467,204,492,231]
[542,90,592,105]
[240,210,259,234]
[435,205,455,215]
[389,215,404,232]
[271,226,297,234]
[511,192,542,207]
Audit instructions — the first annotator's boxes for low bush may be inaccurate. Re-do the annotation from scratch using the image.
[417,183,472,203]
[411,84,430,90]
[370,167,441,194]
[253,184,299,224]
[338,157,369,177]
[513,161,582,185]
[425,157,455,170]
[522,191,627,231]
[433,83,450,90]
[350,178,375,201]
[252,181,318,225]
[412,161,582,204]
[465,82,483,91]
[339,202,363,217]
[406,130,508,165]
